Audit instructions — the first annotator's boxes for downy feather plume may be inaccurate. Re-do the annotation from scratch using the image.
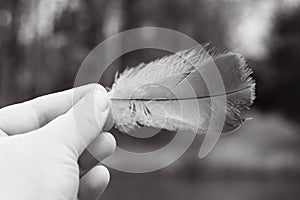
[108,45,255,135]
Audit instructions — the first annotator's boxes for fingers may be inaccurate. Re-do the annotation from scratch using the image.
[102,110,115,131]
[79,132,116,174]
[0,130,7,137]
[40,88,110,157]
[0,84,102,135]
[78,165,110,200]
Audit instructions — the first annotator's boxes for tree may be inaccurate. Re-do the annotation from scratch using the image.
[259,6,300,123]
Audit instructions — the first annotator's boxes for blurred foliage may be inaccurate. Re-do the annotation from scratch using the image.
[256,5,300,124]
[0,0,235,107]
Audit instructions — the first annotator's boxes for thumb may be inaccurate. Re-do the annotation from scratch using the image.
[41,87,110,157]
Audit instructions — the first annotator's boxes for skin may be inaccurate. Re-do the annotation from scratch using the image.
[0,84,116,200]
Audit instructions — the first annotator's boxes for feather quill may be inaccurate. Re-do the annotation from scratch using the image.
[108,46,255,135]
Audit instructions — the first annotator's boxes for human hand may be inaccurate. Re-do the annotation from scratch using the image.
[0,84,116,200]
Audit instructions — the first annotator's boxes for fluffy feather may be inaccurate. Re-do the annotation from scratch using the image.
[108,46,255,135]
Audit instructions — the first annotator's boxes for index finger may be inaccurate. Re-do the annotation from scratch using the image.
[0,84,105,135]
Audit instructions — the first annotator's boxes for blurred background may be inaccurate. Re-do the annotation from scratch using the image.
[1,0,300,199]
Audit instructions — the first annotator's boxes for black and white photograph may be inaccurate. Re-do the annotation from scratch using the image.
[0,0,300,200]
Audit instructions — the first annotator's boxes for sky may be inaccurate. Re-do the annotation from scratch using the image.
[228,0,300,60]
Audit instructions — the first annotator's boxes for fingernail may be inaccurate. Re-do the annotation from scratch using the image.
[103,110,115,131]
[94,89,110,112]
[95,84,107,93]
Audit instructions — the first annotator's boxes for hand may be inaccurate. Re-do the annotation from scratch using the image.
[0,84,116,200]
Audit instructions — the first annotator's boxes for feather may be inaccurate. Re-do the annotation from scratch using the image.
[108,45,256,135]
